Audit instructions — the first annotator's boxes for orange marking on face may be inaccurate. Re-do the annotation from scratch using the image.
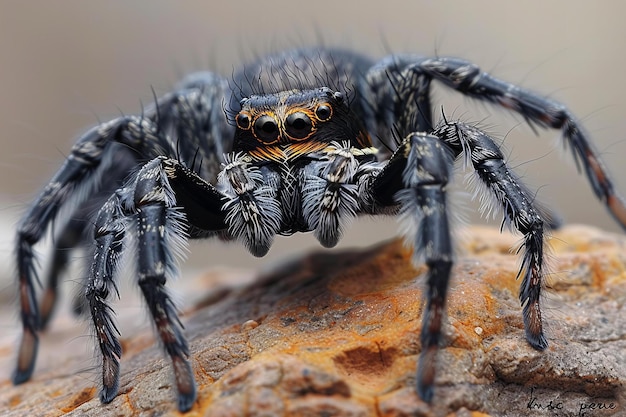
[247,146,285,163]
[247,141,330,163]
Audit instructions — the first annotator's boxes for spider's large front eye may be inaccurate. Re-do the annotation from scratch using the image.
[254,115,280,143]
[236,112,251,130]
[285,111,313,140]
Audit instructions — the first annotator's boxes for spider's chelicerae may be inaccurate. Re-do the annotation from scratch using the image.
[13,48,626,412]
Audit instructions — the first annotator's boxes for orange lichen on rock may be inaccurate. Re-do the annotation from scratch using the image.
[59,387,96,413]
[0,225,624,416]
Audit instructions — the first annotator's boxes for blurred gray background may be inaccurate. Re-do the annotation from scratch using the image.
[0,0,625,274]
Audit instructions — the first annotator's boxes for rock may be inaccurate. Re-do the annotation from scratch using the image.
[1,225,625,416]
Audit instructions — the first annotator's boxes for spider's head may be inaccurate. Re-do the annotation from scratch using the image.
[232,87,371,155]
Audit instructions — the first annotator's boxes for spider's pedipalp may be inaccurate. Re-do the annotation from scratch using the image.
[218,153,282,256]
[302,143,362,247]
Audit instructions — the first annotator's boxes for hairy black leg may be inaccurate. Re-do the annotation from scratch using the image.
[156,72,233,180]
[14,69,232,385]
[360,56,434,148]
[83,156,226,411]
[368,132,456,402]
[436,120,549,349]
[38,216,83,330]
[12,115,174,384]
[86,192,125,404]
[414,57,626,228]
[130,158,197,411]
[41,156,139,328]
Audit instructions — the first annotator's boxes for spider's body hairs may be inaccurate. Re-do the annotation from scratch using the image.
[12,47,626,412]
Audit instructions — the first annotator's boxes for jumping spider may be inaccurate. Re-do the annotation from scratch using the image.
[13,48,626,412]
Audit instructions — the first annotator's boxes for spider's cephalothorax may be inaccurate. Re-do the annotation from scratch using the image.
[225,87,378,253]
[13,48,626,412]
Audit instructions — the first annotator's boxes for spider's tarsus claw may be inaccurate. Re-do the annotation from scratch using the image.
[12,365,35,386]
[526,331,548,351]
[100,354,121,404]
[177,389,197,413]
[13,330,38,385]
[521,287,547,350]
[416,383,434,403]
[99,383,119,405]
[416,364,435,403]
[172,355,197,411]
[416,346,438,403]
[608,194,626,231]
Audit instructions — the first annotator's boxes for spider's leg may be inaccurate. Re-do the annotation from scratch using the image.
[15,71,231,385]
[40,150,140,328]
[89,156,228,411]
[13,115,172,385]
[416,57,626,228]
[360,56,434,148]
[129,158,197,411]
[156,72,233,179]
[85,191,126,405]
[365,132,456,402]
[435,120,549,350]
[38,215,83,329]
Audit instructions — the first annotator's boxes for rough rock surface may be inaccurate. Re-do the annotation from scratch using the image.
[1,225,625,416]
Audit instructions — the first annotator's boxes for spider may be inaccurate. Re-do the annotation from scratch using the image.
[13,48,626,412]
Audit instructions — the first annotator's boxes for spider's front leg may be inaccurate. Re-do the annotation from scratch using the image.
[366,132,456,401]
[13,116,169,385]
[14,71,231,389]
[366,123,549,402]
[87,157,228,412]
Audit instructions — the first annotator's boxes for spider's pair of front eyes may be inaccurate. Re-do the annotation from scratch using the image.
[235,104,333,144]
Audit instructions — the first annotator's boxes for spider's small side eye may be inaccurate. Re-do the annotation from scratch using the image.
[314,104,332,121]
[333,91,344,103]
[236,112,251,130]
[254,115,280,143]
[285,111,313,140]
